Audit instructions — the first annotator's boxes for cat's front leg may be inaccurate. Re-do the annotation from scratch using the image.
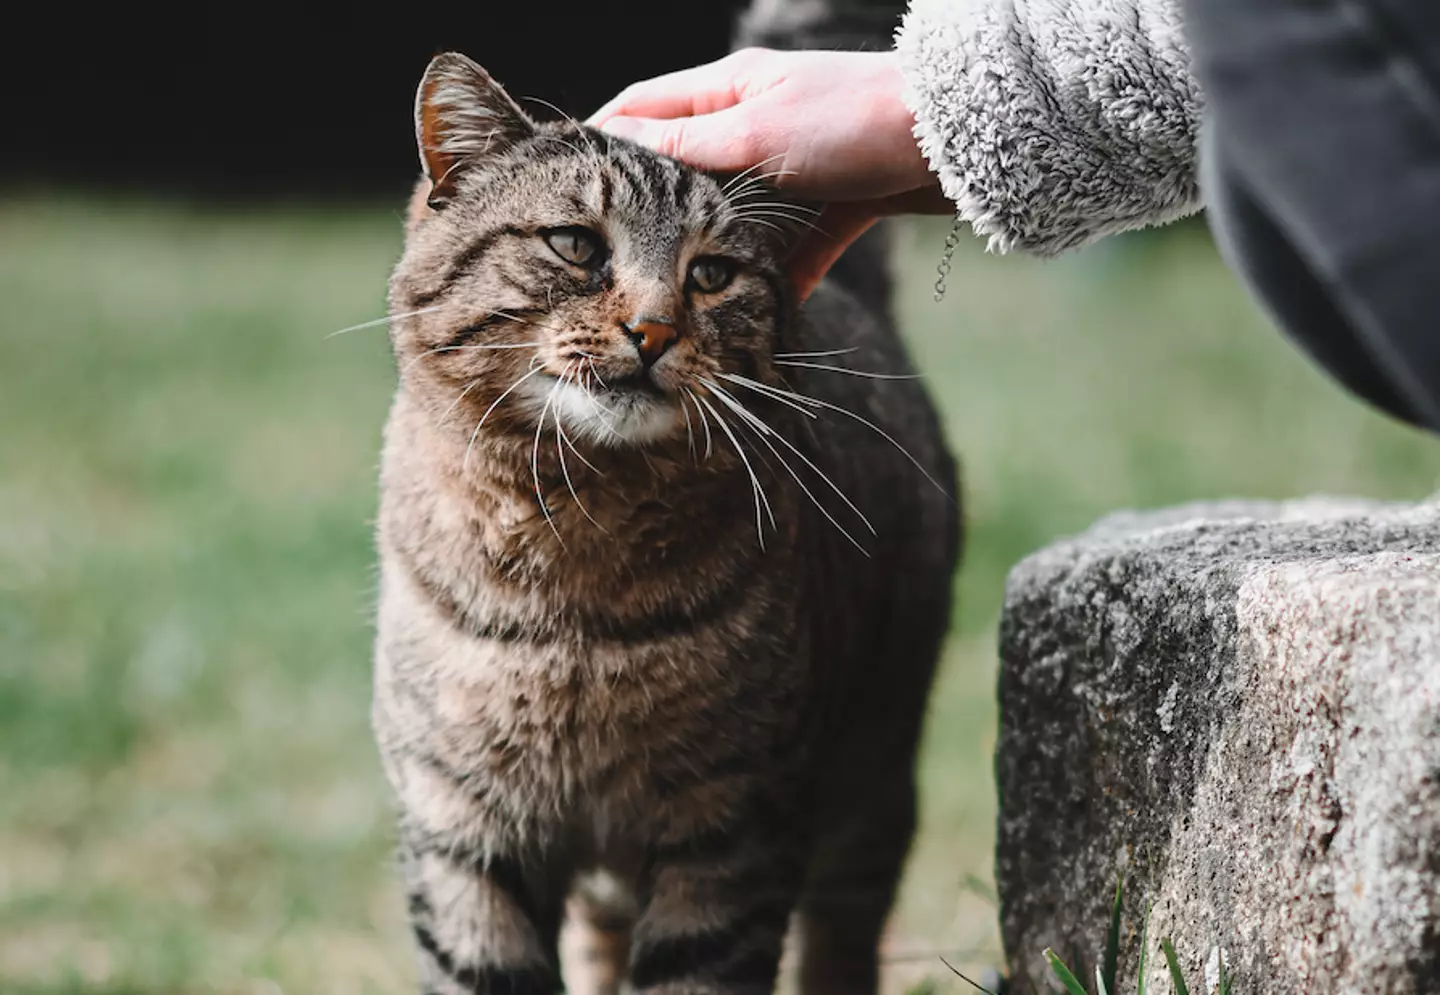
[628,824,807,995]
[400,835,566,995]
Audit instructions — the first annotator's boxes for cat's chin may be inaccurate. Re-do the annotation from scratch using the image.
[524,377,683,448]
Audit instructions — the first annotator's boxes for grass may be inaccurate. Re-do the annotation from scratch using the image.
[1029,877,1227,995]
[2,195,1437,994]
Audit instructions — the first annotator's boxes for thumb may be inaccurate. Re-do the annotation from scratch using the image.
[786,187,958,300]
[787,204,881,302]
[599,111,757,174]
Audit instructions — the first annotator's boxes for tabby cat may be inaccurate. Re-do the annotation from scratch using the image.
[372,52,960,995]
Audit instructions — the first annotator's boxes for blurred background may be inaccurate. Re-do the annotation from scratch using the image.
[4,6,1440,995]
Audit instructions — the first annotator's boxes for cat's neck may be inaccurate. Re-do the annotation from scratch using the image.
[380,389,794,608]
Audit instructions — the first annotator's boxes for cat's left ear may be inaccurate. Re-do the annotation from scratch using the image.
[414,52,535,209]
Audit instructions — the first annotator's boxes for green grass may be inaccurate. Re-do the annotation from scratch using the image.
[1025,876,1227,995]
[3,196,1437,993]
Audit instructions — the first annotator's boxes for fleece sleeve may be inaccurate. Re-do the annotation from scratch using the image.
[896,0,1204,255]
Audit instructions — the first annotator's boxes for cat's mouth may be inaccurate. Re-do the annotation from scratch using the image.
[594,372,666,398]
[526,371,684,447]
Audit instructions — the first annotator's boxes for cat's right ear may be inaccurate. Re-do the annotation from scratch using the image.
[414,53,535,209]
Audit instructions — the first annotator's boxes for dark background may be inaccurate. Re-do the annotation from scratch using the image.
[2,5,747,199]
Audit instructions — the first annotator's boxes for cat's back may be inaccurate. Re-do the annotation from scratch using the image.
[792,226,959,569]
[773,228,959,792]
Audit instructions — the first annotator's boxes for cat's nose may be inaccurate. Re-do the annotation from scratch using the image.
[623,317,678,368]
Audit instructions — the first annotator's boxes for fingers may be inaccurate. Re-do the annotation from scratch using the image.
[599,107,766,175]
[590,77,737,128]
[588,51,762,127]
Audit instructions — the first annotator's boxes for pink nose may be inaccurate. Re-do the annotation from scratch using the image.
[625,320,678,367]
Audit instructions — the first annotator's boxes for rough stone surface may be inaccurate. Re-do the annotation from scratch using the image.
[996,497,1440,994]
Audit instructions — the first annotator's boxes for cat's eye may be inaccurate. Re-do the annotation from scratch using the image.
[543,227,605,267]
[688,257,736,294]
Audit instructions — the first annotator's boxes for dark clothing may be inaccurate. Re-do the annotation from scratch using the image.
[1186,0,1440,432]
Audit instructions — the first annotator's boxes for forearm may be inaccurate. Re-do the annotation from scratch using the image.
[896,0,1204,255]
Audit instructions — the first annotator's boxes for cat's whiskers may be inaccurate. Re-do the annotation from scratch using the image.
[772,348,859,359]
[555,420,608,536]
[719,153,790,198]
[461,365,546,474]
[734,195,820,217]
[532,381,566,548]
[718,373,950,497]
[684,387,714,460]
[437,377,487,429]
[402,342,545,379]
[523,96,585,128]
[733,216,787,236]
[721,175,804,215]
[700,379,874,554]
[558,419,604,476]
[678,391,698,463]
[488,309,575,337]
[725,184,809,214]
[326,306,448,339]
[731,198,824,221]
[730,167,802,190]
[552,362,609,536]
[567,364,623,442]
[551,364,606,476]
[692,391,773,550]
[585,358,609,392]
[732,209,826,236]
[720,373,818,420]
[522,97,606,163]
[720,173,801,218]
[532,133,594,162]
[772,360,921,381]
[568,349,603,381]
[374,305,565,379]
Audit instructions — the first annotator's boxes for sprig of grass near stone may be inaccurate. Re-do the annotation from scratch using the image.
[928,876,1232,995]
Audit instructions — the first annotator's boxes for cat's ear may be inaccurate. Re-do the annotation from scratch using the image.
[414,52,535,208]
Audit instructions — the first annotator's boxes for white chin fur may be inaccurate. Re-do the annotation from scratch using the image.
[522,378,682,447]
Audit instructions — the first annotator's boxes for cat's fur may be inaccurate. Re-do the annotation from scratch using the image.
[373,52,960,995]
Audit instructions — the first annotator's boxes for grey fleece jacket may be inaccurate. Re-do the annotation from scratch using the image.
[894,0,1204,255]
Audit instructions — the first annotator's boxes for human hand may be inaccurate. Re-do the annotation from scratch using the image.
[589,49,952,299]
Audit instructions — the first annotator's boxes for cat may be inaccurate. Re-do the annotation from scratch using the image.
[372,51,960,995]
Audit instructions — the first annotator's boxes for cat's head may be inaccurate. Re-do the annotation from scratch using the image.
[389,52,806,449]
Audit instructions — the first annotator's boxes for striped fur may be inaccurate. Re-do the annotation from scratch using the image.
[374,52,960,995]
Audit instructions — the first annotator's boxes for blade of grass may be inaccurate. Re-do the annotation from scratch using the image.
[1160,939,1188,995]
[1095,964,1111,995]
[940,956,1000,995]
[1102,874,1123,994]
[1136,902,1151,995]
[1043,949,1090,995]
[1218,946,1232,995]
